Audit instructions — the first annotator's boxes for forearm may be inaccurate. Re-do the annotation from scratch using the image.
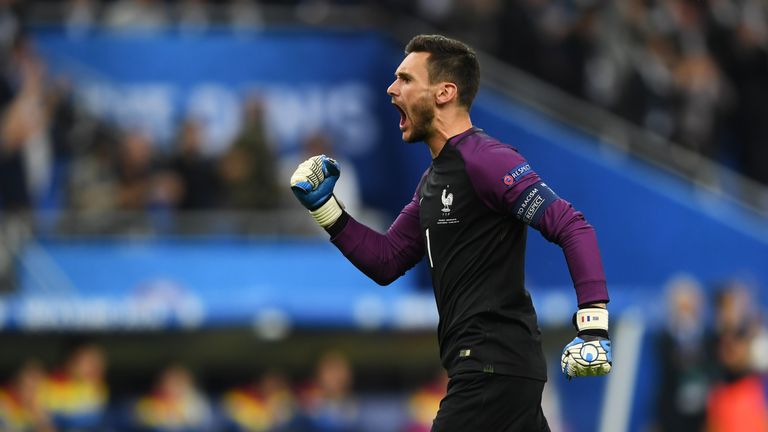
[539,199,609,306]
[289,155,424,285]
[327,211,424,286]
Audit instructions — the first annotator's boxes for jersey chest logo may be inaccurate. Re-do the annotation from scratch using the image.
[436,185,460,225]
[441,187,453,213]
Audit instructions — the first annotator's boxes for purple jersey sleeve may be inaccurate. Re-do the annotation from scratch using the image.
[328,189,424,286]
[458,138,609,306]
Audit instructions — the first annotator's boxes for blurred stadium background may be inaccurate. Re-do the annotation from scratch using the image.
[0,0,767,431]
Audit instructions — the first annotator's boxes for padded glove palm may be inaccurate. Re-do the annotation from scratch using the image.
[561,307,612,379]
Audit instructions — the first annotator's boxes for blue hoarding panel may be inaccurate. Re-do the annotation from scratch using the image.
[3,239,435,331]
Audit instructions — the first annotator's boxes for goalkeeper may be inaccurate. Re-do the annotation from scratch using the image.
[290,34,611,431]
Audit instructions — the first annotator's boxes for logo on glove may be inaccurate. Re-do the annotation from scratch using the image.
[579,343,599,363]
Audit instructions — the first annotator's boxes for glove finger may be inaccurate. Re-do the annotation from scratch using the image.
[291,181,313,194]
[565,356,612,376]
[291,186,312,204]
[290,158,322,189]
[600,340,613,363]
[322,156,340,177]
[573,362,612,377]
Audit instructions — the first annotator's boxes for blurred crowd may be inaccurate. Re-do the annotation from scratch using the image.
[0,7,368,235]
[655,275,768,431]
[0,346,447,432]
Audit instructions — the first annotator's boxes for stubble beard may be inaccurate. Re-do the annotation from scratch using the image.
[404,96,436,144]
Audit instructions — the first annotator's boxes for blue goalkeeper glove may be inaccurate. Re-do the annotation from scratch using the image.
[561,307,612,379]
[290,155,344,228]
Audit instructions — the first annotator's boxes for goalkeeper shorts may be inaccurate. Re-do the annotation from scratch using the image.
[431,371,550,432]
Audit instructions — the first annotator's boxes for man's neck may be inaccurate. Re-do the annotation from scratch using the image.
[426,111,473,159]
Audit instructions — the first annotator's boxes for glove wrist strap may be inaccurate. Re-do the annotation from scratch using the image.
[310,196,343,228]
[576,307,609,332]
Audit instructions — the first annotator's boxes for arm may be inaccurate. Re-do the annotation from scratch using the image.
[536,199,612,378]
[290,155,424,286]
[536,198,608,306]
[326,195,424,285]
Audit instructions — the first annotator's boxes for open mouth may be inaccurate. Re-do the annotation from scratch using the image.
[393,103,408,130]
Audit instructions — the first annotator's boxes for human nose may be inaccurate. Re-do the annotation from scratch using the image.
[387,80,398,97]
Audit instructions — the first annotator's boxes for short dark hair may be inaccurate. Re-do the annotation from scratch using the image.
[405,34,480,110]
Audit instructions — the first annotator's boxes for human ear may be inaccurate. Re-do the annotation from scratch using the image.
[435,82,458,106]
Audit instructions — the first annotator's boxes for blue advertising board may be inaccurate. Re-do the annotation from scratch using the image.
[1,238,436,331]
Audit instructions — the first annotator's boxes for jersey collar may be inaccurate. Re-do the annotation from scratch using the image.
[446,126,482,147]
[432,127,482,161]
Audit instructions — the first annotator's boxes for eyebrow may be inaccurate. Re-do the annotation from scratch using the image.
[395,71,414,80]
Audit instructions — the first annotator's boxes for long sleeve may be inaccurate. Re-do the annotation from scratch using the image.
[536,199,608,306]
[457,137,608,306]
[327,193,425,286]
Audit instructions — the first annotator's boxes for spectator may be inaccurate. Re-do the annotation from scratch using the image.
[712,280,759,341]
[295,0,333,25]
[104,0,168,32]
[655,275,713,432]
[703,280,768,431]
[133,363,214,431]
[64,0,98,37]
[116,130,152,211]
[115,130,173,213]
[66,122,120,218]
[228,0,264,31]
[0,36,49,213]
[296,351,360,432]
[0,360,54,432]
[176,0,209,34]
[442,0,503,58]
[167,118,221,211]
[727,4,768,187]
[220,96,281,210]
[672,51,730,159]
[0,0,24,53]
[220,371,298,431]
[707,324,768,430]
[43,342,108,431]
[404,370,447,432]
[495,0,541,76]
